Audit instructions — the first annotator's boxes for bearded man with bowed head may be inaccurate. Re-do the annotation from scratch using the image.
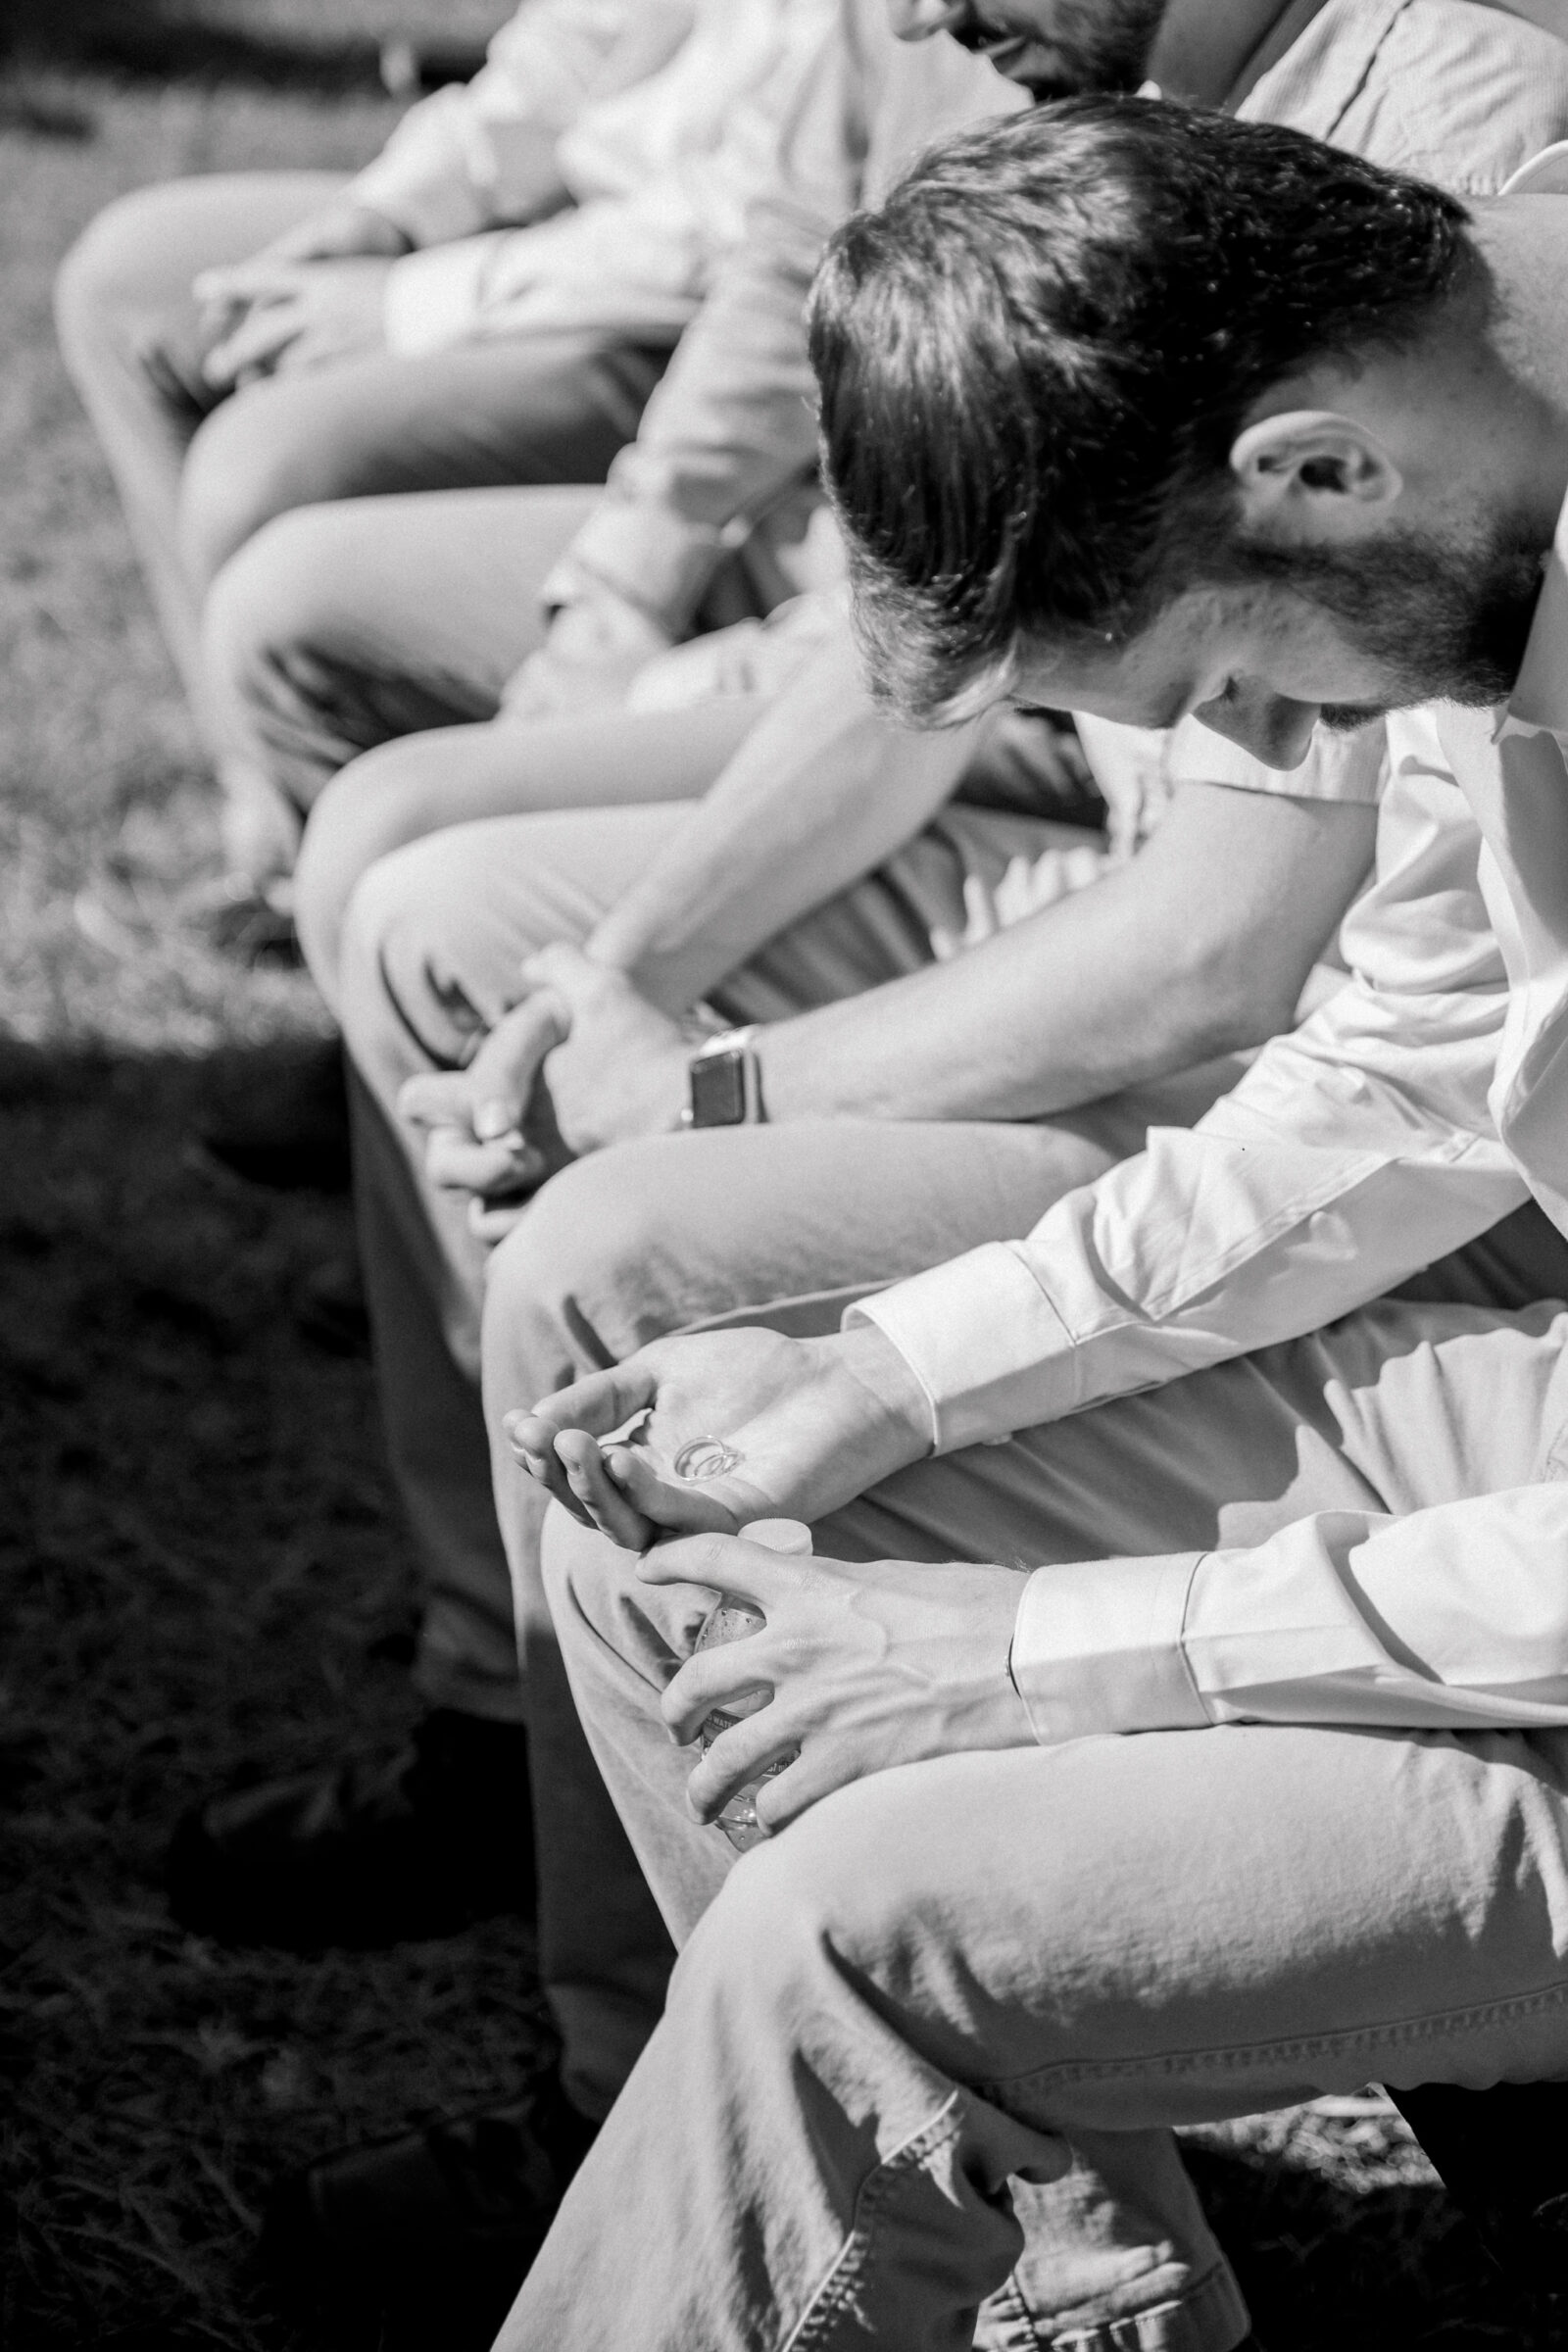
[178,0,1568,2310]
[505,108,1568,2349]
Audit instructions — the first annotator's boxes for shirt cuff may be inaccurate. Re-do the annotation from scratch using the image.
[382,240,496,356]
[347,156,490,253]
[1009,1553,1207,1743]
[847,1243,1081,1453]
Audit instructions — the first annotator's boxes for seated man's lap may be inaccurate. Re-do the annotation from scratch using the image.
[56,172,346,382]
[202,487,609,816]
[545,1291,1568,1740]
[683,1713,1568,2116]
[182,332,663,589]
[340,800,702,1072]
[818,1294,1568,1575]
[297,700,765,1006]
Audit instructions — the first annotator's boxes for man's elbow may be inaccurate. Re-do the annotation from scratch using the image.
[1158,941,1309,1063]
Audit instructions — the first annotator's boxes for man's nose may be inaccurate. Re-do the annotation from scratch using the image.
[1193,684,1319,770]
[885,0,972,40]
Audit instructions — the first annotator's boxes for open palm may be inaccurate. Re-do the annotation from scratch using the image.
[504,1324,930,1550]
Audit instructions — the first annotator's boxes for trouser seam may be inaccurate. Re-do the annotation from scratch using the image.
[781,2092,967,2352]
[972,1973,1568,2104]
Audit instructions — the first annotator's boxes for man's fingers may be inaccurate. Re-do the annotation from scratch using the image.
[193,260,306,307]
[468,1198,533,1243]
[202,298,299,386]
[661,1636,774,1744]
[398,1071,476,1129]
[637,1529,780,1600]
[683,1710,798,1825]
[751,1748,827,1835]
[513,1438,595,1528]
[519,942,605,1007]
[507,1362,659,1447]
[423,1129,536,1196]
[603,1447,739,1537]
[556,1431,653,1549]
[465,988,569,1115]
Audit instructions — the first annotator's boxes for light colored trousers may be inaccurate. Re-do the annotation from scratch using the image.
[509,1238,1568,2352]
[201,476,838,929]
[53,176,662,869]
[335,796,1240,2112]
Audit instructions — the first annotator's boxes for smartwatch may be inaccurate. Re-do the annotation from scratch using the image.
[682,1025,763,1127]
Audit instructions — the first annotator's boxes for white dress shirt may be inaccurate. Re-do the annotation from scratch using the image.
[858,355,1568,1742]
[346,0,841,358]
[550,0,1568,686]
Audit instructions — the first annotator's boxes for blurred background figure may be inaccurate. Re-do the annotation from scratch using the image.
[53,0,833,941]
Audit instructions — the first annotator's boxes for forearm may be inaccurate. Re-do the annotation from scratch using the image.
[746,776,1380,1124]
[750,857,1251,1126]
[586,637,980,1007]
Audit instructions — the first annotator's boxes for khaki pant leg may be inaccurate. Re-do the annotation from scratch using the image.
[54,172,346,713]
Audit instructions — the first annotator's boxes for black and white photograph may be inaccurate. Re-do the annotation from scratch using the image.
[9,1,1568,2345]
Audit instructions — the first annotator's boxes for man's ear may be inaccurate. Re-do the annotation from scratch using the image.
[1229,409,1402,538]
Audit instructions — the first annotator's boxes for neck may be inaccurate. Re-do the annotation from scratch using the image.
[1148,0,1327,108]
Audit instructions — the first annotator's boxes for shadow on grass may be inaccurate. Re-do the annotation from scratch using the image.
[0,1036,548,2352]
[1183,2142,1556,2348]
[0,1035,1550,2347]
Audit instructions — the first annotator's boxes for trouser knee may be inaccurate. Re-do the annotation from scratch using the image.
[294,740,460,1006]
[179,382,334,588]
[482,1149,704,1416]
[55,182,187,358]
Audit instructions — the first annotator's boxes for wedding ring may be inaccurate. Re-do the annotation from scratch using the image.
[672,1435,744,1482]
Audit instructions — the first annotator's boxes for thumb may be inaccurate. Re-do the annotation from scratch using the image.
[520,941,600,998]
[465,991,570,1131]
[398,1069,475,1131]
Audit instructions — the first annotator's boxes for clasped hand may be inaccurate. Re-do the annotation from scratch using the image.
[398,943,692,1238]
[195,195,414,390]
[642,1531,1034,1833]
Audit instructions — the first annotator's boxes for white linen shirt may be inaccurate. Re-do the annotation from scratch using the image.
[856,241,1568,1743]
[550,0,1568,637]
[350,0,841,358]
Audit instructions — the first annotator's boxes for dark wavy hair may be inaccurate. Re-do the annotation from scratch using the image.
[808,97,1478,722]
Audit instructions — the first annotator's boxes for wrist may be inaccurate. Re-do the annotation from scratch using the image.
[832,1322,934,1462]
[681,1024,766,1129]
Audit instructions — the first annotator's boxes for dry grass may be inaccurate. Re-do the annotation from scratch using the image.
[0,19,1559,2351]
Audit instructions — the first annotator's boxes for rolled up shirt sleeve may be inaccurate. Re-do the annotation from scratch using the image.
[850,711,1529,1451]
[1012,1486,1568,1742]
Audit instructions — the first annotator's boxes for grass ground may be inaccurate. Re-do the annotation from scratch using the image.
[0,16,1560,2351]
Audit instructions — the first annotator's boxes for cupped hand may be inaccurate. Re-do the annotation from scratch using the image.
[398,986,570,1239]
[198,257,395,391]
[502,1320,932,1549]
[197,200,411,318]
[643,1532,1035,1832]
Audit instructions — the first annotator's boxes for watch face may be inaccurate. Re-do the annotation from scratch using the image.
[689,1047,748,1127]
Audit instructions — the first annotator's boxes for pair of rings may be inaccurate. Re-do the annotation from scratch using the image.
[672,1435,743,1482]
